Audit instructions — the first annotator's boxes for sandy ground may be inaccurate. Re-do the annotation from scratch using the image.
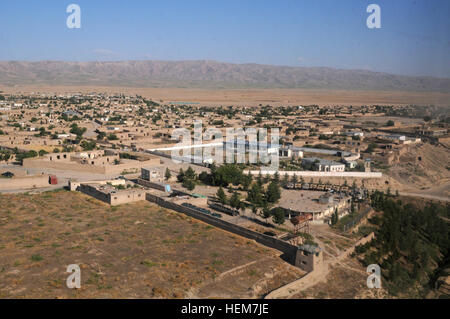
[0,190,303,298]
[385,144,450,200]
[2,85,449,106]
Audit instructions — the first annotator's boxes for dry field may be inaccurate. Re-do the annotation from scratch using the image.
[0,190,304,298]
[2,85,449,106]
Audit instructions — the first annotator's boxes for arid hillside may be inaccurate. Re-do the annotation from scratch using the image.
[387,144,450,198]
[1,60,450,92]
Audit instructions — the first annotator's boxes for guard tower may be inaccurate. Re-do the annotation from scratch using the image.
[295,245,323,272]
[364,158,371,172]
[290,213,313,234]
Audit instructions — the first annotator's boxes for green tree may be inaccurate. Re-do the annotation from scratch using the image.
[164,168,171,181]
[38,149,48,157]
[257,172,263,186]
[272,207,285,225]
[107,133,119,141]
[247,183,264,207]
[185,166,197,180]
[177,169,185,183]
[182,179,195,191]
[332,208,339,225]
[69,124,86,139]
[281,173,289,187]
[291,174,298,185]
[266,181,281,203]
[217,187,227,204]
[351,201,356,215]
[243,174,252,190]
[273,172,280,183]
[262,206,271,223]
[95,130,106,140]
[80,140,96,151]
[229,192,241,208]
[213,164,242,187]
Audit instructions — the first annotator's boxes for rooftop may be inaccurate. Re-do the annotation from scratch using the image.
[279,190,347,213]
[298,244,321,254]
[302,157,344,167]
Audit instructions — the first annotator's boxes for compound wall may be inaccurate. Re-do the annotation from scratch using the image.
[145,192,304,269]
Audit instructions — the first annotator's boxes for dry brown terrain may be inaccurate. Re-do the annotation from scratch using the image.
[0,190,303,298]
[386,143,450,199]
[2,85,449,106]
[293,257,388,299]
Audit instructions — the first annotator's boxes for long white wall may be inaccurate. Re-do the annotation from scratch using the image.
[147,142,222,152]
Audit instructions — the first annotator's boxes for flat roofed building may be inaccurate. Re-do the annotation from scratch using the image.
[302,157,345,172]
[78,181,146,206]
[141,167,164,182]
[279,190,351,223]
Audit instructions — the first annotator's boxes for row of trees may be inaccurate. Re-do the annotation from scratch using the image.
[198,164,252,189]
[176,164,287,225]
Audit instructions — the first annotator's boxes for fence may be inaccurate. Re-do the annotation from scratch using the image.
[342,207,372,232]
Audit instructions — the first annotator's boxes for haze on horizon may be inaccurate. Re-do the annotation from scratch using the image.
[0,0,449,78]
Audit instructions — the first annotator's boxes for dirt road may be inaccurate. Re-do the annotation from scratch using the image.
[399,192,449,203]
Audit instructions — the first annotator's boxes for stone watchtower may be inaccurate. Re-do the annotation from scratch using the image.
[295,245,323,272]
[364,158,371,173]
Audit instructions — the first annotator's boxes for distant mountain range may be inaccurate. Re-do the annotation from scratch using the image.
[0,60,449,92]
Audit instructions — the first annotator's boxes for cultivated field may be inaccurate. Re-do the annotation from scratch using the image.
[0,190,303,298]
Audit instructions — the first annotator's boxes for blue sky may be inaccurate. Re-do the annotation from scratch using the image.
[0,0,449,77]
